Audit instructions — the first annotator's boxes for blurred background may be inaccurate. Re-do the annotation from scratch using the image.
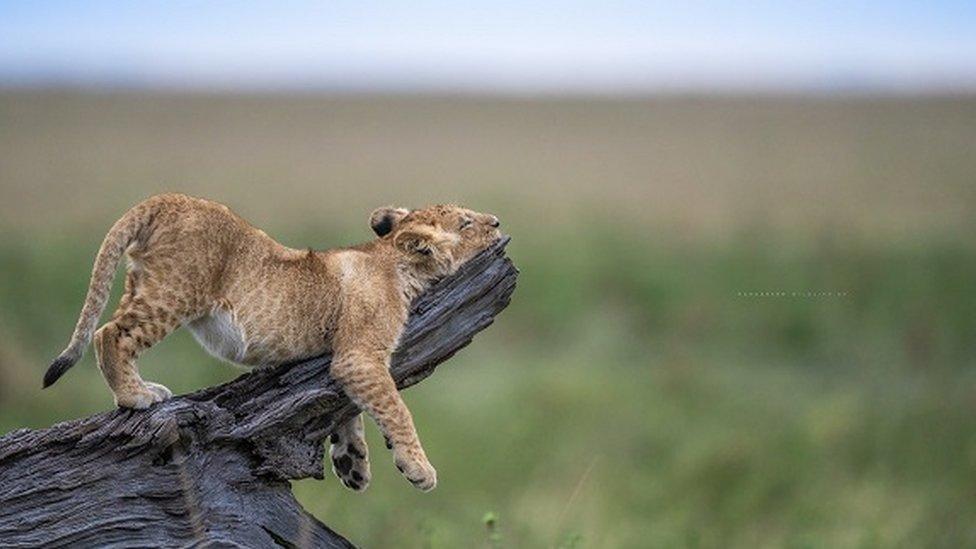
[1,2,975,547]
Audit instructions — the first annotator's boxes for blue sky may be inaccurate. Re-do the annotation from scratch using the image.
[1,1,974,93]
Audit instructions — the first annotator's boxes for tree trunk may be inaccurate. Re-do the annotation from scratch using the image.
[0,238,518,548]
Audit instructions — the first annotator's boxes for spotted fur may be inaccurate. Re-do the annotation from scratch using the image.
[44,193,501,492]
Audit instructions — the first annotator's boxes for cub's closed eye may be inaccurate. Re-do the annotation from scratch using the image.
[459,219,473,229]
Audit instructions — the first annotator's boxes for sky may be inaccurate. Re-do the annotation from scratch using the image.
[1,0,975,93]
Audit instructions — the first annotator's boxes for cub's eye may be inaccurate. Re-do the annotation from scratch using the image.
[458,219,473,230]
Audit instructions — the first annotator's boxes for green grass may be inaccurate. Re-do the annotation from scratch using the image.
[1,228,974,547]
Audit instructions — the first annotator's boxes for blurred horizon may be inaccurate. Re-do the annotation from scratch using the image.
[2,1,976,95]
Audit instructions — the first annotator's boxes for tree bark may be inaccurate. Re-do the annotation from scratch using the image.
[0,238,518,548]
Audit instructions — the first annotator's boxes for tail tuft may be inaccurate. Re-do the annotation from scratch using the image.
[43,199,153,390]
[43,353,80,388]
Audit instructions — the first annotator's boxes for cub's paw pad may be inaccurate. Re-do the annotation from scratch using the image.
[330,442,371,492]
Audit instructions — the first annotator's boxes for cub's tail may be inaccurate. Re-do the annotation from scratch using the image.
[43,201,156,388]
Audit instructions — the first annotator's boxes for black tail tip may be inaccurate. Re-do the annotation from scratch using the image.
[43,355,76,388]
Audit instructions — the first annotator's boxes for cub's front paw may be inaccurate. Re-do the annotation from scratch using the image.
[393,446,437,492]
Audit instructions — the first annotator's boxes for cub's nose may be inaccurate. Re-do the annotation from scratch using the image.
[487,216,500,228]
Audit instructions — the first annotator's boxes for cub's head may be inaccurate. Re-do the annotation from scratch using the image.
[370,204,501,273]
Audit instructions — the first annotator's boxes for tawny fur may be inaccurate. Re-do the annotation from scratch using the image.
[45,193,501,492]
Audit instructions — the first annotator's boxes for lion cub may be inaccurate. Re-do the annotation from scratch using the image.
[44,193,501,492]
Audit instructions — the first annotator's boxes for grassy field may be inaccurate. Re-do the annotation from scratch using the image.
[1,91,974,547]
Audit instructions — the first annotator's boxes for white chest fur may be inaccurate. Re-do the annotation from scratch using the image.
[186,308,248,364]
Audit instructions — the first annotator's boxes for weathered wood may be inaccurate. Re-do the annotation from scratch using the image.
[0,238,517,548]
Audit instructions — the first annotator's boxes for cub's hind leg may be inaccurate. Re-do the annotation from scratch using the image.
[330,413,371,491]
[94,299,181,409]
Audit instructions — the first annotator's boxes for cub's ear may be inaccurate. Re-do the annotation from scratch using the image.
[369,206,410,237]
[393,225,458,258]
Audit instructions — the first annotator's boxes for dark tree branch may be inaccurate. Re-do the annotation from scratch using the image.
[0,238,518,548]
